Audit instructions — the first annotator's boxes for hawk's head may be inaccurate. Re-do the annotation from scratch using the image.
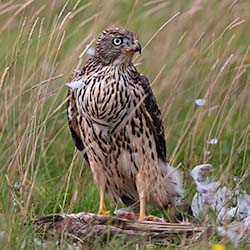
[94,28,141,65]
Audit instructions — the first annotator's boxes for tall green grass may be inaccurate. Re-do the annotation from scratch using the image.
[0,0,249,249]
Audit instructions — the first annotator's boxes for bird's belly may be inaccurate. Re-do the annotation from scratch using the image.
[83,111,162,204]
[88,142,142,202]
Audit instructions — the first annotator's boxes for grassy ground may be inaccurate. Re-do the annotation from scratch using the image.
[0,0,249,249]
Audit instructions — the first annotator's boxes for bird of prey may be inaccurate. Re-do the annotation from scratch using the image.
[66,28,183,220]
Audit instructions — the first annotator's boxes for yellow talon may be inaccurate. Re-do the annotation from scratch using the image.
[98,209,110,215]
[98,191,110,215]
[146,215,158,221]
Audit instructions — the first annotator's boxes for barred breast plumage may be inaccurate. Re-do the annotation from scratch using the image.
[67,28,184,219]
[76,64,143,130]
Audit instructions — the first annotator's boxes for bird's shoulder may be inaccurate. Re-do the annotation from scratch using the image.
[67,88,84,148]
[67,70,89,163]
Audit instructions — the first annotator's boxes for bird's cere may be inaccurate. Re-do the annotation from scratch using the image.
[65,79,85,89]
[195,98,206,106]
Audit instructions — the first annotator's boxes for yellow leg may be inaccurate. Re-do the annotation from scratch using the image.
[98,191,110,215]
[138,196,145,221]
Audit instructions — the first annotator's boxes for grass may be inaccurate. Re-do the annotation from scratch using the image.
[0,0,249,249]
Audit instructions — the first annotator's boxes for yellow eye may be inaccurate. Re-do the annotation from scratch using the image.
[112,37,122,46]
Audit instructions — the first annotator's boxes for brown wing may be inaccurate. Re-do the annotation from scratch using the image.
[67,87,89,164]
[139,74,167,160]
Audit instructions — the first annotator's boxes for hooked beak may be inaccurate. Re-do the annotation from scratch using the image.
[133,39,142,54]
[124,39,142,54]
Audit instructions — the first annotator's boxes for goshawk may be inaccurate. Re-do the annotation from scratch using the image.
[67,28,183,220]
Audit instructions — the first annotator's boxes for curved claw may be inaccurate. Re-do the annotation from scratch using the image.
[98,191,109,215]
[98,208,110,215]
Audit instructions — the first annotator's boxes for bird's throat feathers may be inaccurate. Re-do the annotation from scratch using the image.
[93,51,134,67]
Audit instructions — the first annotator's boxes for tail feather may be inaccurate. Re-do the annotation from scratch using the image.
[159,160,184,206]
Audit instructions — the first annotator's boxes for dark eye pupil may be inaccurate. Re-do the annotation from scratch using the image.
[113,38,121,45]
